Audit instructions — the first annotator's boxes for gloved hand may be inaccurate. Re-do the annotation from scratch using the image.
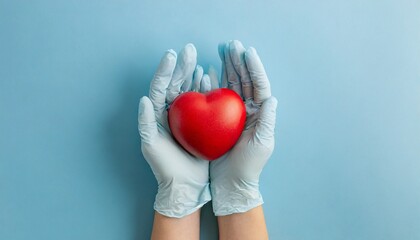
[138,44,211,218]
[210,40,278,216]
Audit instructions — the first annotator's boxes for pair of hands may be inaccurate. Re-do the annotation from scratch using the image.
[138,40,278,218]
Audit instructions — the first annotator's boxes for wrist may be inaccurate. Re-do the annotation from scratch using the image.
[210,179,263,216]
[152,209,201,240]
[155,179,211,218]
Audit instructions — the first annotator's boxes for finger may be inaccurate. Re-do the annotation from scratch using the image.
[208,65,219,90]
[149,50,177,117]
[178,43,197,95]
[138,96,158,144]
[218,42,228,88]
[200,74,211,93]
[245,47,271,105]
[224,42,243,97]
[166,43,197,103]
[229,40,253,100]
[254,96,278,146]
[191,65,203,92]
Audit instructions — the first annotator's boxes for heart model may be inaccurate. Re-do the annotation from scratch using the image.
[168,88,246,160]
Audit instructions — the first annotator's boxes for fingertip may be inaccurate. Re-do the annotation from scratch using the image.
[245,47,258,59]
[196,64,203,73]
[223,42,232,61]
[140,95,148,101]
[184,43,197,55]
[165,49,177,59]
[185,42,195,49]
[160,49,177,67]
[201,74,211,93]
[230,40,245,51]
[248,47,257,53]
[176,43,197,63]
[218,42,227,60]
[202,74,210,83]
[193,65,204,91]
[265,96,278,108]
[232,39,241,45]
[229,40,247,67]
[178,43,197,66]
[158,50,177,74]
[138,96,152,114]
[139,95,148,105]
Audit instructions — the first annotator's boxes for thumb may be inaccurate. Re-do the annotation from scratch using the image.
[254,96,278,146]
[138,96,158,144]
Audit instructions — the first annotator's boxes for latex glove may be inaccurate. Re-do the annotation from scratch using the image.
[190,65,218,93]
[210,40,278,216]
[138,44,211,218]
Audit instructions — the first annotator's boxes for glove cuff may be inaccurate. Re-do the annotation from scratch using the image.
[211,181,263,216]
[154,180,211,218]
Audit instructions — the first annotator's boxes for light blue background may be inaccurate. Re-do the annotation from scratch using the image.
[1,0,419,239]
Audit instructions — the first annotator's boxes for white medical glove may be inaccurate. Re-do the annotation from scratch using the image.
[138,44,211,218]
[210,40,278,216]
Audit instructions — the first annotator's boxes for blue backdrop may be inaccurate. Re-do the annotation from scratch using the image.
[1,1,419,239]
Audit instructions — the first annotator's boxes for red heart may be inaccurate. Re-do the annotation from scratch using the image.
[168,88,246,161]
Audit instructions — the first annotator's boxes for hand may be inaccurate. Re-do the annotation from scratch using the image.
[210,40,278,216]
[138,44,211,218]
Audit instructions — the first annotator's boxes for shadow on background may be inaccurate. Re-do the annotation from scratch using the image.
[105,60,155,239]
[200,202,219,239]
[105,53,219,239]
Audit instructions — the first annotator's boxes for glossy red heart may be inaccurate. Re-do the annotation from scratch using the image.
[168,88,246,160]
